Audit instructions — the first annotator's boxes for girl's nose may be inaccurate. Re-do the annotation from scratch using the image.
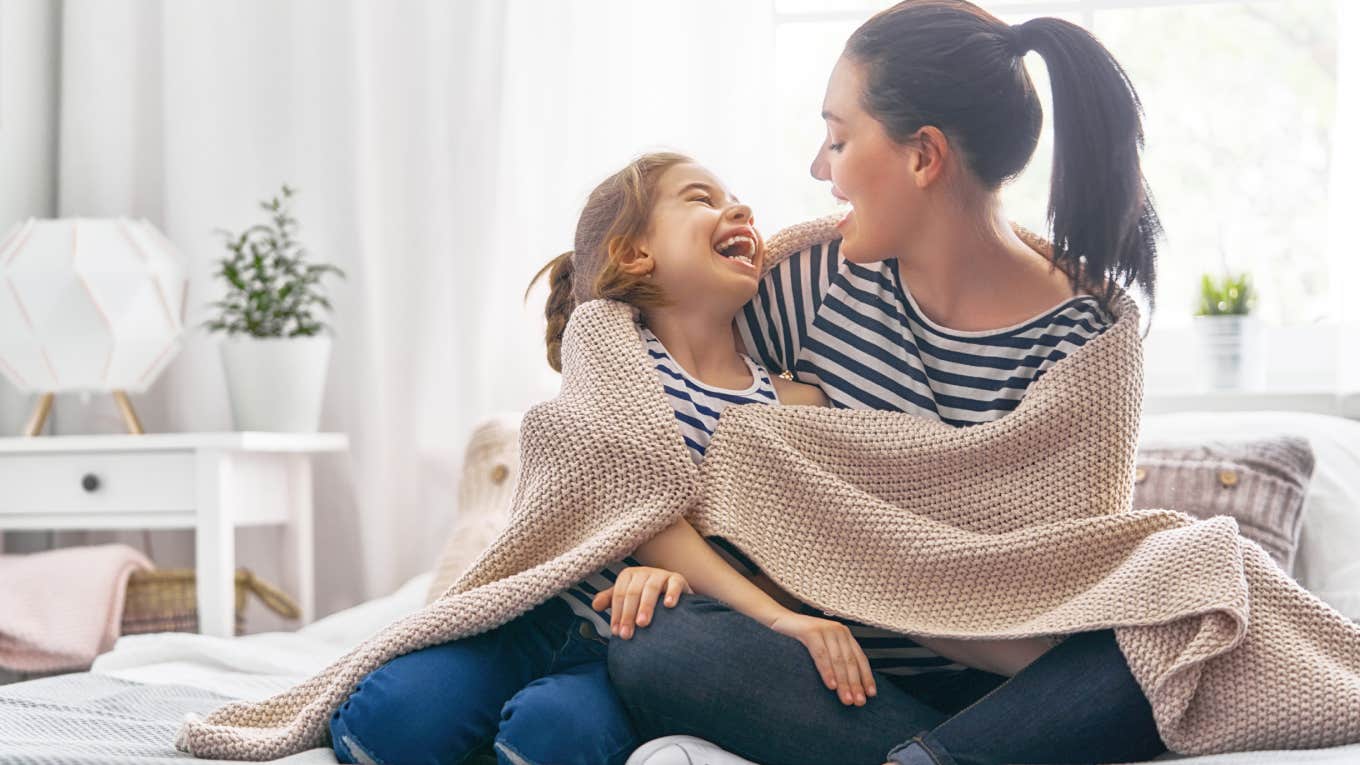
[726,203,754,225]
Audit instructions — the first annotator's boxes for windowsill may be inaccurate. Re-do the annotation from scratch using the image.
[1144,389,1360,419]
[1142,320,1360,418]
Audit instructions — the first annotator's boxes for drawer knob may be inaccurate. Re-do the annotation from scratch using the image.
[81,473,101,492]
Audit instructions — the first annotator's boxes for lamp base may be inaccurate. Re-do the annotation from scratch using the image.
[22,391,146,436]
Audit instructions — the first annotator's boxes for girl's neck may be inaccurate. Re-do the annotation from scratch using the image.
[642,307,750,388]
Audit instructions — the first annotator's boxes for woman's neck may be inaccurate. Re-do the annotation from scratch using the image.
[642,307,750,387]
[895,195,1073,331]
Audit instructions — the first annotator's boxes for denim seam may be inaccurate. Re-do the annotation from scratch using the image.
[492,732,636,765]
[336,732,387,765]
[493,739,537,765]
[911,734,951,765]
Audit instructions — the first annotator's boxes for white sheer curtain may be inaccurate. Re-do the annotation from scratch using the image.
[1329,1,1360,390]
[42,0,777,623]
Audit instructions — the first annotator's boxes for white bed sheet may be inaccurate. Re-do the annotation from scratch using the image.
[93,571,432,698]
[84,572,434,764]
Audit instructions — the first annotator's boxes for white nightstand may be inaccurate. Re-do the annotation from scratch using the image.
[0,432,348,637]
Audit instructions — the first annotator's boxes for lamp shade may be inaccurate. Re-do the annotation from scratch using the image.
[0,218,188,394]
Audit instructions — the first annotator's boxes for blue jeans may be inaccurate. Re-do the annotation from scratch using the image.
[330,596,638,765]
[608,594,1166,765]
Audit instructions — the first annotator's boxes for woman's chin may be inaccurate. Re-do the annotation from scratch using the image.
[837,227,892,265]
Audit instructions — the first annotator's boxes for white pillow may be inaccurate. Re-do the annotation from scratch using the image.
[1139,411,1360,622]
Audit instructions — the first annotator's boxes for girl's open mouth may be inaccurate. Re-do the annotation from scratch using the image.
[714,234,757,269]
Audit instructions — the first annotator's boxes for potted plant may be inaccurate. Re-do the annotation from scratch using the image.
[1193,272,1258,391]
[206,185,345,431]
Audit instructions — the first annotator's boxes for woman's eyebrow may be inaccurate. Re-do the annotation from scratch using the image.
[821,110,843,123]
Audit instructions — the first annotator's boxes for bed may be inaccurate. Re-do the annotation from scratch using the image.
[1,410,1358,765]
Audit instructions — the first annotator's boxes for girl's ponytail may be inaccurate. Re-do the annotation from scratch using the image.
[526,152,691,373]
[1011,17,1161,310]
[527,251,577,372]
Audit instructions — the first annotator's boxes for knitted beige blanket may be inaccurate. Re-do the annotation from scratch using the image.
[177,221,1360,761]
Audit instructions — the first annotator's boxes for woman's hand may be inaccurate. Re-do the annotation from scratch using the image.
[767,612,877,707]
[591,566,692,640]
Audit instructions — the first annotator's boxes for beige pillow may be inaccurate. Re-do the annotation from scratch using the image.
[1133,436,1315,575]
[425,414,523,604]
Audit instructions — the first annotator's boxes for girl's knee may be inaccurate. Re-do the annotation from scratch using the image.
[329,686,388,765]
[495,690,636,765]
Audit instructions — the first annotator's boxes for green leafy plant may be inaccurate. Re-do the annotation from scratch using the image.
[1196,272,1254,316]
[205,184,345,338]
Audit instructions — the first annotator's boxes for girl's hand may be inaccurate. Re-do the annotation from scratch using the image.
[767,612,877,707]
[591,566,693,639]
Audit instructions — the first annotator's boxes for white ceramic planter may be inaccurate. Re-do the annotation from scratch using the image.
[219,336,332,432]
[1193,315,1261,391]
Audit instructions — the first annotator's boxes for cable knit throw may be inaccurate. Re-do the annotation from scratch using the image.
[177,219,1360,760]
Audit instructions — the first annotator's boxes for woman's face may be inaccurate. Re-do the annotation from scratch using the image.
[810,55,923,264]
[637,162,764,316]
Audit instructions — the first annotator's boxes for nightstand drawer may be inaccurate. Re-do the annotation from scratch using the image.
[0,452,196,517]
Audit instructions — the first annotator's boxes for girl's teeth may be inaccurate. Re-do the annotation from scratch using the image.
[717,235,755,255]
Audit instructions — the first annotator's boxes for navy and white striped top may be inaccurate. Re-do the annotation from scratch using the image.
[737,239,1112,426]
[732,239,1113,675]
[553,327,781,638]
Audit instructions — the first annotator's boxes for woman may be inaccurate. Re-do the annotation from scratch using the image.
[605,2,1165,764]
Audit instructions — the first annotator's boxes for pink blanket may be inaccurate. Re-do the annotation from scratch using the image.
[0,543,152,673]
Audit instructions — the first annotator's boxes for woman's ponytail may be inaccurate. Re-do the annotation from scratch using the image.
[526,251,577,372]
[847,2,1162,313]
[1014,16,1161,310]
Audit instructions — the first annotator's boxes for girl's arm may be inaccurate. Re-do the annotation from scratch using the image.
[596,516,878,707]
[771,375,827,406]
[630,516,789,627]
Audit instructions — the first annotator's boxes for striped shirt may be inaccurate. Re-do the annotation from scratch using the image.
[732,239,1113,674]
[553,326,781,638]
[738,239,1111,424]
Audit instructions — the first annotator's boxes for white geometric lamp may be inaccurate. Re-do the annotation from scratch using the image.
[0,218,188,435]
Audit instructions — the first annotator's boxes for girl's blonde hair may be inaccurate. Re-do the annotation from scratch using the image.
[527,152,692,372]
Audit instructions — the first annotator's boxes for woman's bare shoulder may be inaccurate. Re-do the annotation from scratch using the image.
[771,375,828,407]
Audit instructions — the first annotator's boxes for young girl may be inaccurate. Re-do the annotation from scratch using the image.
[328,152,876,765]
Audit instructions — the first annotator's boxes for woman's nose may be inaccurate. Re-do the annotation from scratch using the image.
[810,141,830,181]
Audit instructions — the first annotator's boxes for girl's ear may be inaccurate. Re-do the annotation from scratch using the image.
[609,236,654,277]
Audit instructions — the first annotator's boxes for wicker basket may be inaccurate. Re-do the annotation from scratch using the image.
[121,568,301,636]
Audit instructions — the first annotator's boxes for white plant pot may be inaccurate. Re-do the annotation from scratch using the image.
[219,336,332,432]
[1193,315,1261,391]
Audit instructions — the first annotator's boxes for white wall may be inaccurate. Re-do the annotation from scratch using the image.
[0,0,59,436]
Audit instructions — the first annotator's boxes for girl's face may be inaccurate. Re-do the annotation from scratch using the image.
[810,55,924,264]
[635,163,764,316]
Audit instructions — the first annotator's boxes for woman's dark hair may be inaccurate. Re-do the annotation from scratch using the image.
[846,0,1161,312]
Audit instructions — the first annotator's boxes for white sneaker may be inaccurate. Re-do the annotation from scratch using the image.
[626,735,761,765]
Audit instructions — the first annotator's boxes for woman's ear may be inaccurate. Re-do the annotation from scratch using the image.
[609,237,654,277]
[907,126,951,189]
